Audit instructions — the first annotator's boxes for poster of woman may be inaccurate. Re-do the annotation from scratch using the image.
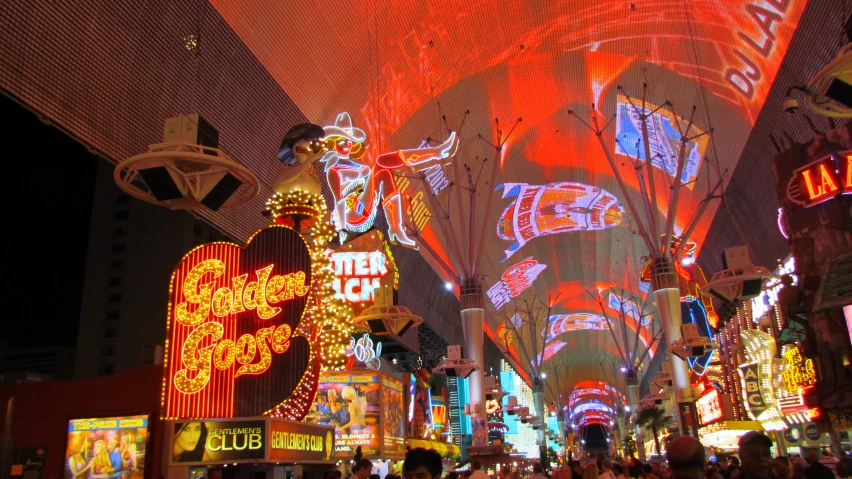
[305,373,381,458]
[65,416,147,479]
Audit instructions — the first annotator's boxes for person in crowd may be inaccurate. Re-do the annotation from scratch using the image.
[806,453,835,479]
[705,463,722,479]
[445,472,459,479]
[666,436,706,479]
[717,457,730,479]
[738,431,774,479]
[627,463,641,479]
[531,463,548,479]
[820,451,839,478]
[573,462,586,479]
[728,465,743,479]
[792,463,806,479]
[773,457,792,479]
[557,465,573,479]
[469,458,489,479]
[614,464,627,479]
[642,464,659,479]
[585,463,601,479]
[601,460,617,479]
[352,459,374,479]
[403,448,443,479]
[369,474,380,479]
[462,471,472,479]
[835,463,848,479]
[500,467,513,479]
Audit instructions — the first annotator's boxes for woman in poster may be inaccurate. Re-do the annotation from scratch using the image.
[68,436,91,479]
[338,385,367,432]
[173,422,209,463]
[119,432,137,475]
[89,440,115,478]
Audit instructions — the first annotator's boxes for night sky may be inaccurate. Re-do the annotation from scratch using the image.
[2,94,97,350]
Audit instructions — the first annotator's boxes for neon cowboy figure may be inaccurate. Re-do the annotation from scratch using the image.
[320,112,458,247]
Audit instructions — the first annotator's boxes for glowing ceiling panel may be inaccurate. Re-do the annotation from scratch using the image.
[209,0,808,390]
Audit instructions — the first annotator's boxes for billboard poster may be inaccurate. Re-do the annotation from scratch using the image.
[382,377,406,456]
[171,419,265,464]
[65,416,148,479]
[305,373,381,458]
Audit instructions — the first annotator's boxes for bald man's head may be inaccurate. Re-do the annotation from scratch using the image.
[667,436,706,478]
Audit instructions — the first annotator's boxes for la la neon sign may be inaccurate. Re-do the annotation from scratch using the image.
[790,152,852,207]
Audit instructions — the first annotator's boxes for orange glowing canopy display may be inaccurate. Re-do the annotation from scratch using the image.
[206,0,807,422]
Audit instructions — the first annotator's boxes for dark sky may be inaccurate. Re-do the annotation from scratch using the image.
[2,94,97,350]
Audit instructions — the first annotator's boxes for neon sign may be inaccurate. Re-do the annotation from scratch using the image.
[346,334,382,370]
[739,363,767,418]
[696,389,723,425]
[487,256,547,309]
[781,347,817,394]
[320,112,458,247]
[496,182,624,261]
[331,251,388,302]
[163,226,315,419]
[789,152,852,207]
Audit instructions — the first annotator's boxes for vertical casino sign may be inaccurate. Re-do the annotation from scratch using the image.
[162,226,318,420]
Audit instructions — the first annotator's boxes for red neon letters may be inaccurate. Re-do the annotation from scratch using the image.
[792,152,852,207]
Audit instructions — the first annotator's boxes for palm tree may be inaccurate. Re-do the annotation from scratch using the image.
[635,406,668,454]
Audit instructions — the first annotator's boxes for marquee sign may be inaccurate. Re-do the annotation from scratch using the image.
[696,389,723,426]
[787,151,852,207]
[738,363,767,418]
[330,230,397,316]
[162,226,317,419]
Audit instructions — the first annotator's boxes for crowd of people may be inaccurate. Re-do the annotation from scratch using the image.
[385,432,850,479]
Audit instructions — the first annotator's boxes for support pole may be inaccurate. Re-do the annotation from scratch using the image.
[627,385,645,461]
[650,258,690,435]
[461,278,487,447]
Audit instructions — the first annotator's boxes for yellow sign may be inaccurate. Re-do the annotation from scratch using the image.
[782,347,816,393]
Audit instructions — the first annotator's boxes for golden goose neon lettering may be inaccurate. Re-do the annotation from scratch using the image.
[173,260,309,394]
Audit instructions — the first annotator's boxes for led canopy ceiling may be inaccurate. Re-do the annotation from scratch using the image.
[204,0,807,423]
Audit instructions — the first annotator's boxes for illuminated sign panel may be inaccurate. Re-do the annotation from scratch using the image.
[738,363,767,418]
[171,418,334,465]
[781,346,817,393]
[330,230,397,315]
[789,152,852,207]
[66,416,148,479]
[305,372,405,459]
[269,419,334,463]
[172,420,265,464]
[696,389,723,426]
[162,226,315,419]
